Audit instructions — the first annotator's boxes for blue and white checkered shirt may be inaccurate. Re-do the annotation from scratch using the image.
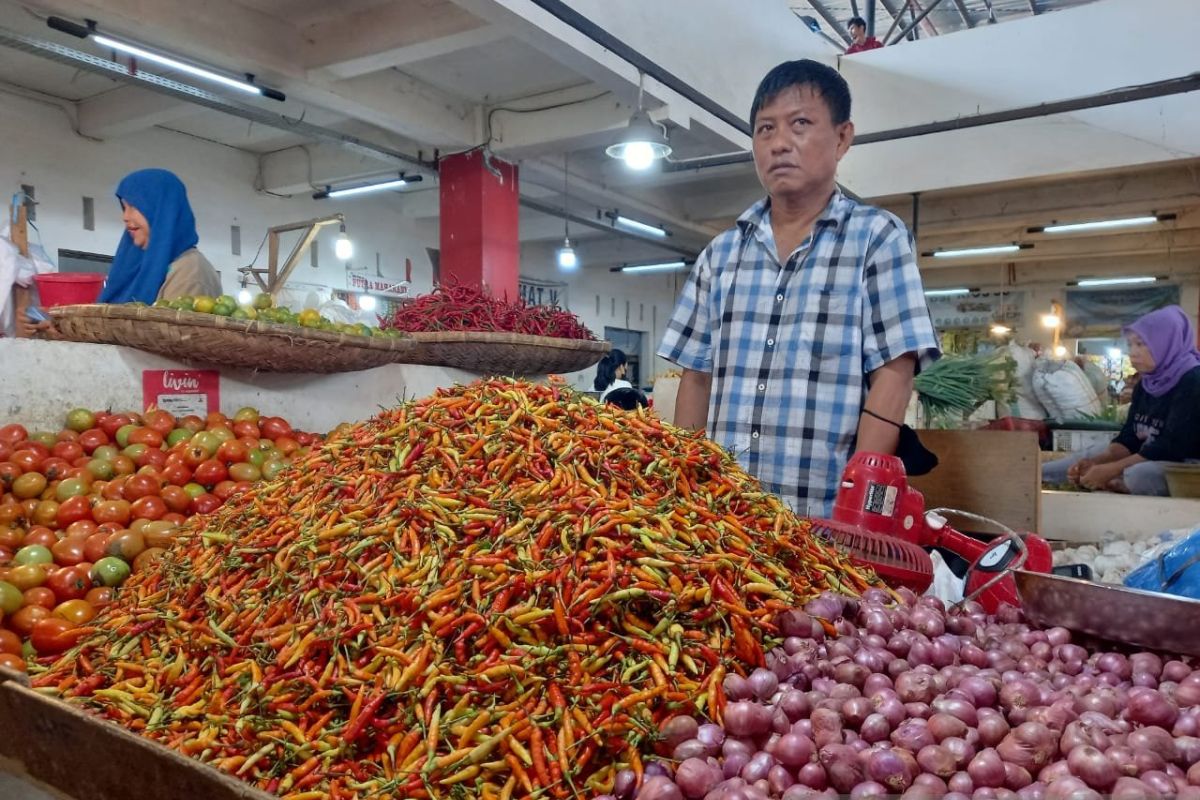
[658,191,940,517]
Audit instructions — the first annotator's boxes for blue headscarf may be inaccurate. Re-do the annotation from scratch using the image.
[98,169,199,304]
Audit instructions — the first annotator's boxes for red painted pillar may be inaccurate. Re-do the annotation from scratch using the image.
[438,150,520,299]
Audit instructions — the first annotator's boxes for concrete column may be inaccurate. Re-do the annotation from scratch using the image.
[438,150,519,298]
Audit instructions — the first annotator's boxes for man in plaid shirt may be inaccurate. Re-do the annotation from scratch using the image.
[658,60,940,517]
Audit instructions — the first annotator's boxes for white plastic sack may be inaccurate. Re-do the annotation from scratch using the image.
[1031,358,1103,421]
[999,343,1047,419]
[1078,359,1109,400]
[925,550,965,605]
[0,218,56,336]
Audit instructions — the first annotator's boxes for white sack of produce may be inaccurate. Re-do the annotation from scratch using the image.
[1053,526,1193,584]
[1000,343,1048,419]
[1031,358,1103,421]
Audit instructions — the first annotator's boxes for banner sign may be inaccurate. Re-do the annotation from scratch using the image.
[1065,284,1179,336]
[926,291,1024,330]
[142,370,219,418]
[348,272,410,298]
[519,276,568,309]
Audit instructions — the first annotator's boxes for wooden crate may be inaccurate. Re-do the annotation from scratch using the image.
[909,429,1042,532]
[0,667,271,800]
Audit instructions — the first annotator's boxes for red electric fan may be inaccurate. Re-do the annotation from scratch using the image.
[813,452,1053,612]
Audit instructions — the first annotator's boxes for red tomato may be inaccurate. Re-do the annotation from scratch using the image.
[212,480,238,501]
[22,527,57,548]
[0,424,28,446]
[77,428,109,454]
[92,499,131,526]
[0,462,21,491]
[45,565,91,602]
[110,455,135,476]
[39,458,72,482]
[122,473,161,501]
[143,410,176,437]
[98,414,134,439]
[95,521,124,534]
[65,519,97,538]
[50,536,86,566]
[10,449,44,473]
[232,421,260,440]
[55,496,94,528]
[128,427,163,448]
[189,493,222,515]
[85,586,114,608]
[260,416,294,440]
[135,447,167,469]
[230,480,253,497]
[51,441,84,463]
[160,485,191,513]
[0,653,26,673]
[72,455,93,468]
[30,617,82,654]
[161,512,187,525]
[160,462,193,487]
[0,499,24,526]
[205,412,230,429]
[101,477,127,500]
[295,431,317,447]
[8,603,49,635]
[178,415,204,433]
[22,586,57,609]
[130,496,167,521]
[0,524,22,550]
[82,533,111,564]
[193,459,228,487]
[273,437,301,457]
[0,628,21,655]
[181,446,209,470]
[215,439,248,465]
[54,598,96,625]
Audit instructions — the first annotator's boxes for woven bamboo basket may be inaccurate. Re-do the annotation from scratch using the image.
[401,331,610,375]
[48,304,414,374]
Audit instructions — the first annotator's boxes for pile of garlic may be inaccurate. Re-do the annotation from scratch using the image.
[1052,527,1194,585]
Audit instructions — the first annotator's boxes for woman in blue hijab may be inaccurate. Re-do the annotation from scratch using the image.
[97,169,222,304]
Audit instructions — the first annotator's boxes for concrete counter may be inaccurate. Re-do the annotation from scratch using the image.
[1,339,490,432]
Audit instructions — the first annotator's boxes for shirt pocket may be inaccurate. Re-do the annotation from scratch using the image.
[800,290,855,361]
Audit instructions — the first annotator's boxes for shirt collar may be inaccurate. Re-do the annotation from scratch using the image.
[737,189,853,237]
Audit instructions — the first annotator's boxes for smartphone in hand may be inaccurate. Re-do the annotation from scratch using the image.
[25,306,49,323]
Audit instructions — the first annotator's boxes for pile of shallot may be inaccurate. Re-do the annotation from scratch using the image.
[596,590,1200,800]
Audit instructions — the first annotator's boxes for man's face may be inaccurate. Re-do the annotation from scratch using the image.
[751,85,854,203]
[849,23,866,42]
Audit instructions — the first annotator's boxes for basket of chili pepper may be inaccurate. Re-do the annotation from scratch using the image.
[381,285,610,374]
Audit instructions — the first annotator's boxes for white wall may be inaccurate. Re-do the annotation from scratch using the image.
[1,91,437,299]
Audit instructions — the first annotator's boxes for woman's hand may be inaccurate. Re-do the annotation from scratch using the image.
[1080,462,1123,491]
[1066,459,1094,484]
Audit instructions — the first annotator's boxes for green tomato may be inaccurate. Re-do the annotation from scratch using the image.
[90,556,132,587]
[14,544,54,566]
[115,424,139,448]
[92,445,119,462]
[182,482,206,499]
[55,477,90,502]
[0,580,23,614]
[191,431,220,455]
[65,408,96,433]
[233,407,260,424]
[30,431,57,448]
[246,449,268,468]
[208,426,235,444]
[122,443,148,461]
[86,458,115,481]
[166,428,191,447]
[260,460,288,481]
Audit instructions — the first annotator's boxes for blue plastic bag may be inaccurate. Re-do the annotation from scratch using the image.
[1124,529,1200,600]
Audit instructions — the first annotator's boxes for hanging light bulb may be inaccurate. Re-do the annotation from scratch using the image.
[237,288,253,305]
[557,239,578,270]
[358,294,377,312]
[556,152,579,271]
[606,73,671,170]
[335,222,354,261]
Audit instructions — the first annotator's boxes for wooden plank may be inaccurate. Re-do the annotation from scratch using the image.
[1041,490,1200,543]
[0,668,270,800]
[908,429,1041,531]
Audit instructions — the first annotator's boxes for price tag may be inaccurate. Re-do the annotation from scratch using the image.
[142,369,220,417]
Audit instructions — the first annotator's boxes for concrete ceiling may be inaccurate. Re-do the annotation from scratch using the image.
[0,0,1197,266]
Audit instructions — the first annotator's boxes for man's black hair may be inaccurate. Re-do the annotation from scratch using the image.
[848,16,867,29]
[750,60,852,127]
[604,387,648,412]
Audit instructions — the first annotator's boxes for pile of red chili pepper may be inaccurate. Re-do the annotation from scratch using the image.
[32,379,875,800]
[379,284,596,340]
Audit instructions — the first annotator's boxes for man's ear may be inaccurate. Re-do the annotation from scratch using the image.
[836,121,855,161]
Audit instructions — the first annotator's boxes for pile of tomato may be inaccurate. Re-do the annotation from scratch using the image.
[0,406,321,670]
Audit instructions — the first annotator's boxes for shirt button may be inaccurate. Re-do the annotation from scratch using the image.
[775,294,784,302]
[757,383,766,391]
[751,430,760,439]
[767,338,775,347]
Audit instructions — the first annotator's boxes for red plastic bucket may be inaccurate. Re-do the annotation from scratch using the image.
[34,273,106,307]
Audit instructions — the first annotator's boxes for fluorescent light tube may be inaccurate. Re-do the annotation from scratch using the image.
[92,35,262,96]
[621,261,686,274]
[327,179,408,199]
[1043,216,1158,234]
[924,288,970,297]
[1076,276,1156,287]
[613,216,667,237]
[931,245,1022,259]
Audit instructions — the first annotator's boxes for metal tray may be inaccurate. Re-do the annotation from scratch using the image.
[1014,570,1200,656]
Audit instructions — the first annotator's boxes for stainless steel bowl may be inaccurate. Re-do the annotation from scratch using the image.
[1014,569,1200,656]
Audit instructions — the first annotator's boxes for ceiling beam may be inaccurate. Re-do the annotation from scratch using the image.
[917,226,1200,268]
[909,0,940,36]
[77,85,195,138]
[320,25,507,79]
[806,0,853,43]
[951,0,975,28]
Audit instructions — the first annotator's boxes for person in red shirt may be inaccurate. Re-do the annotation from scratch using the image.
[845,17,884,54]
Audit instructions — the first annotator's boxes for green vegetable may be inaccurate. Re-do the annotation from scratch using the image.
[915,351,1017,422]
